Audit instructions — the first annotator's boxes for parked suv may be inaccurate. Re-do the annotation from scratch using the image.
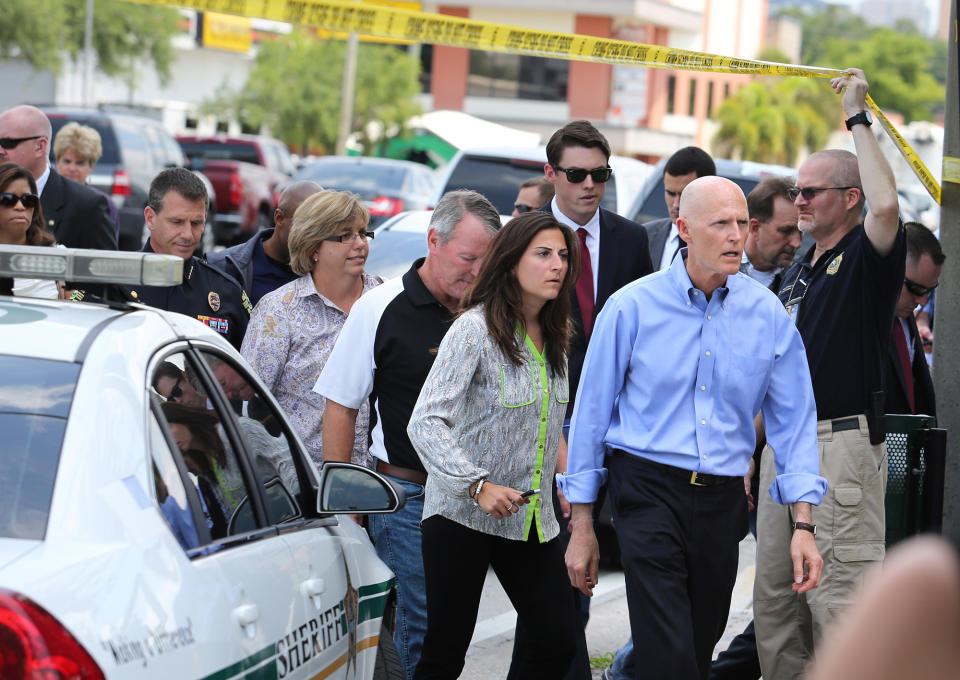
[41,106,216,252]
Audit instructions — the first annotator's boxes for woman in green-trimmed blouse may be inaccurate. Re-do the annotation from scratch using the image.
[408,211,581,679]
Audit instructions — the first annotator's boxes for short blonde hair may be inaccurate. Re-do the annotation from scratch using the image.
[288,189,370,276]
[53,122,103,164]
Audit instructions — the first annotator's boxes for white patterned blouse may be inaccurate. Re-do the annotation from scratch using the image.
[408,306,569,542]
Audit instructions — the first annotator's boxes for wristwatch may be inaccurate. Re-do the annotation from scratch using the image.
[792,521,817,535]
[844,110,873,131]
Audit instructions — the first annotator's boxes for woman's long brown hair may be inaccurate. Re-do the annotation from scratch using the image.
[0,162,53,247]
[460,211,579,376]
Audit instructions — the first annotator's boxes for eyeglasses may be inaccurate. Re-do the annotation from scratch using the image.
[787,186,857,201]
[514,203,535,214]
[553,165,613,184]
[0,135,43,150]
[323,230,374,244]
[0,192,39,209]
[168,377,184,401]
[904,277,937,297]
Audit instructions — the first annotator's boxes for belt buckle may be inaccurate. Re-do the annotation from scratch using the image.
[690,470,706,487]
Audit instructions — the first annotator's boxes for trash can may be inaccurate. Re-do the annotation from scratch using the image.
[884,414,946,547]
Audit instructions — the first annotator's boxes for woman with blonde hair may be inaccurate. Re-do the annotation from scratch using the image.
[241,189,382,467]
[53,122,118,232]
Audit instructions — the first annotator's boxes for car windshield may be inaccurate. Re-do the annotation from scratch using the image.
[297,162,408,197]
[179,140,260,165]
[443,155,618,216]
[0,356,80,540]
[632,176,762,223]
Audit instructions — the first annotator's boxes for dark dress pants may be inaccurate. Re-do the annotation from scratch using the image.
[414,515,578,680]
[608,453,747,680]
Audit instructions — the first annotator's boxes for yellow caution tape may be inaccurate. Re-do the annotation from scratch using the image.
[126,0,942,203]
[943,157,960,185]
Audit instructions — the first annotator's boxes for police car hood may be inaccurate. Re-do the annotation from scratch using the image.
[0,538,42,571]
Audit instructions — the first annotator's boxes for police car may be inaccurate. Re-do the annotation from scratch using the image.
[0,246,404,679]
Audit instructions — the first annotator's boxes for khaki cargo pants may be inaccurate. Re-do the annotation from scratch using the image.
[754,415,887,680]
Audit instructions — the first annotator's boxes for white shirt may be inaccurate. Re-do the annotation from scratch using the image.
[659,222,681,272]
[898,316,915,363]
[551,196,600,300]
[739,252,782,290]
[36,163,51,197]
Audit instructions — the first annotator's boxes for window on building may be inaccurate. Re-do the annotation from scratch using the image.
[666,75,676,114]
[419,44,432,93]
[467,51,568,101]
[688,80,697,116]
[707,81,715,117]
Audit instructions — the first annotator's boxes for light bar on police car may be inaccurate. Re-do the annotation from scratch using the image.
[0,245,183,286]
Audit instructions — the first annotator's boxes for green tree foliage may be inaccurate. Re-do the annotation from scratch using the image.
[778,5,872,65]
[205,30,422,155]
[712,77,833,166]
[0,0,179,82]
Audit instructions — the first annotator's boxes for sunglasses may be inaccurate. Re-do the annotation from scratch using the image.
[323,230,374,244]
[0,192,40,209]
[514,203,535,214]
[168,377,184,401]
[787,186,857,201]
[553,165,613,184]
[0,135,42,150]
[904,277,937,297]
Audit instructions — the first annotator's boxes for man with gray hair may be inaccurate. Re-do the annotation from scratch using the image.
[119,168,252,349]
[0,104,116,250]
[315,189,501,679]
[206,180,323,306]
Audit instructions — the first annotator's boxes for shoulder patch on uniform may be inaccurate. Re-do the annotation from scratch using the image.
[208,291,221,311]
[826,253,842,275]
[241,290,253,314]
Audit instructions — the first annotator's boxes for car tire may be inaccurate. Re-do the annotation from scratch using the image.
[373,621,404,680]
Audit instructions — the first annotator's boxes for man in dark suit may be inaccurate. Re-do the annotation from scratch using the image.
[644,146,716,271]
[0,105,116,250]
[885,222,942,416]
[515,119,652,680]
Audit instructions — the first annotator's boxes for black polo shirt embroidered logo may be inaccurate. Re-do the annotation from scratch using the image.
[826,254,842,275]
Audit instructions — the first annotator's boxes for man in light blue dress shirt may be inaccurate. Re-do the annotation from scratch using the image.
[559,176,827,680]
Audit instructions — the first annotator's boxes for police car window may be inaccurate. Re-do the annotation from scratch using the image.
[148,411,207,551]
[196,350,304,526]
[0,356,80,540]
[152,353,258,546]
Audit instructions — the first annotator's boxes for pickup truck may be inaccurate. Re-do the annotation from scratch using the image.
[177,134,295,244]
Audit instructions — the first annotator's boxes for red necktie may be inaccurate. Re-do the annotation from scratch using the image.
[575,228,595,339]
[892,321,915,413]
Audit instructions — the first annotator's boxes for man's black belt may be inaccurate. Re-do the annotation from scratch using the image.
[612,450,740,487]
[831,416,861,433]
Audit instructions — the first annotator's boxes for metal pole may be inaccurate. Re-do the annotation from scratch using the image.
[82,0,95,106]
[336,31,359,155]
[934,0,959,543]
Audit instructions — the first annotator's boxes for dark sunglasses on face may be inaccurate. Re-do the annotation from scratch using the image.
[323,230,375,244]
[514,203,535,214]
[168,377,184,401]
[0,135,42,150]
[787,186,856,202]
[0,191,40,209]
[904,277,937,297]
[553,165,613,184]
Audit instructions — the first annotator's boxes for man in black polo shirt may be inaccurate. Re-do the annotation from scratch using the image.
[314,190,501,680]
[753,68,905,680]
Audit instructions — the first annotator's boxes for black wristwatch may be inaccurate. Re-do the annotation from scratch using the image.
[845,110,873,131]
[793,521,817,535]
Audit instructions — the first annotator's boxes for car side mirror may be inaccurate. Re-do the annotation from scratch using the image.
[317,462,406,515]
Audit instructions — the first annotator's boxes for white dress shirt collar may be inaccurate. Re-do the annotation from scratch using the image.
[35,163,51,196]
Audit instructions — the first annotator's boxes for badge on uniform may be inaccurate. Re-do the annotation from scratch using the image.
[207,291,221,311]
[197,315,229,335]
[826,253,843,275]
[241,290,253,314]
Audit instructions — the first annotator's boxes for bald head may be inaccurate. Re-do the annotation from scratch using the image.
[267,180,324,263]
[679,176,746,223]
[0,105,53,178]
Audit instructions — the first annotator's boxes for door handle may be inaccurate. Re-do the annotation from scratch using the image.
[232,603,260,639]
[300,578,326,609]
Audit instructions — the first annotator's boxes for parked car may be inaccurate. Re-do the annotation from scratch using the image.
[42,106,217,252]
[178,134,295,244]
[431,146,652,218]
[0,244,404,680]
[628,158,797,224]
[294,157,437,228]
